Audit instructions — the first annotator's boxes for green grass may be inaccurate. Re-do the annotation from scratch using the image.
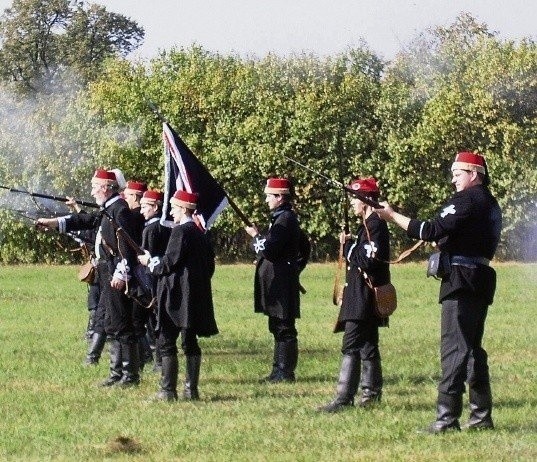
[0,262,536,461]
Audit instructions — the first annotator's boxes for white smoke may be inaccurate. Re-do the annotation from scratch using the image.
[0,69,142,210]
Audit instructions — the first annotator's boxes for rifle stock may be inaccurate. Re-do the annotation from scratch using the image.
[332,239,345,306]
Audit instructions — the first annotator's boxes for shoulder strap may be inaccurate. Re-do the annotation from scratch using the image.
[362,211,424,264]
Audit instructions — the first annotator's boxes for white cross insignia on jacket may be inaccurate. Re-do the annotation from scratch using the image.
[441,204,456,218]
[254,237,266,252]
[364,242,378,258]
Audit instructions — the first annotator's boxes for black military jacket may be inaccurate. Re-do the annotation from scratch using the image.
[407,184,502,304]
[142,218,171,258]
[251,203,309,319]
[149,220,218,337]
[334,213,391,331]
[63,194,138,281]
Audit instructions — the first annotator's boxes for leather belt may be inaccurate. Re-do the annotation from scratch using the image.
[451,255,490,267]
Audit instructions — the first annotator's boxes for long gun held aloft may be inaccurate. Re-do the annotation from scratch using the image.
[283,155,384,209]
[0,185,99,209]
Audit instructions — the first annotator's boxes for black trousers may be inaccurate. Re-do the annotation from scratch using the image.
[341,319,380,359]
[157,308,200,357]
[92,285,106,335]
[87,282,100,311]
[268,316,297,342]
[132,301,150,338]
[97,262,136,343]
[438,296,490,395]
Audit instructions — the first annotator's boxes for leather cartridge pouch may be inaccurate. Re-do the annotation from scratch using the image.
[363,272,397,318]
[78,261,96,284]
[372,282,397,318]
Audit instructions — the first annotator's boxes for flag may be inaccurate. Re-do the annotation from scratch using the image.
[161,122,228,229]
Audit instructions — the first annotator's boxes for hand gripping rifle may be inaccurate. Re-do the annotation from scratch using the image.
[282,156,384,209]
[0,185,99,209]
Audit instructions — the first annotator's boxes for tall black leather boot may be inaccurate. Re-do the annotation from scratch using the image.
[268,340,298,383]
[421,392,462,433]
[360,357,383,407]
[85,332,106,366]
[184,355,201,400]
[259,341,279,383]
[464,383,494,430]
[117,341,140,388]
[99,339,122,387]
[317,354,361,413]
[154,354,178,401]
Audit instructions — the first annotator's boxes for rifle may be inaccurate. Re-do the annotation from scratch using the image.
[0,185,99,209]
[282,156,384,209]
[332,137,350,306]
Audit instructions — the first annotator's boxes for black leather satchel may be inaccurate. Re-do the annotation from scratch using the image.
[426,251,451,279]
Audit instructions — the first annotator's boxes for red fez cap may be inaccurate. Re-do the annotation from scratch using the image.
[451,152,486,174]
[348,177,380,195]
[140,190,164,205]
[92,169,117,185]
[170,190,198,209]
[264,178,291,194]
[124,180,147,195]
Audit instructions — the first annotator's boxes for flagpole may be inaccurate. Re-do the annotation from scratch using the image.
[146,100,169,124]
[223,193,253,227]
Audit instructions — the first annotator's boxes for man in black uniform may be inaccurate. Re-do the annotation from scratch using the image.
[139,190,171,372]
[376,152,502,433]
[123,180,147,243]
[245,177,310,383]
[318,178,391,412]
[38,169,141,387]
[138,190,218,401]
[123,180,154,369]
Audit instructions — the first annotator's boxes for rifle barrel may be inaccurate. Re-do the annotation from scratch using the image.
[0,185,98,208]
[283,156,383,209]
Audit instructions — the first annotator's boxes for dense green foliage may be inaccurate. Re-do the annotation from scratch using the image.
[377,13,537,259]
[0,0,144,92]
[1,263,536,460]
[0,13,535,262]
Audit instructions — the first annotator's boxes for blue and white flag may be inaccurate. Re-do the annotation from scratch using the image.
[161,122,228,229]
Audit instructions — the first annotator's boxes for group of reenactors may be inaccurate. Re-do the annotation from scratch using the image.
[37,150,501,434]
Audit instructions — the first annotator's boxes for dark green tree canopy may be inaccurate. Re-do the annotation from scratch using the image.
[0,0,144,93]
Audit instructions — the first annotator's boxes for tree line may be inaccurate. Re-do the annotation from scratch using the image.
[0,3,535,263]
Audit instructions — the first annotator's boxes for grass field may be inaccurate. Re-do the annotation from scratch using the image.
[0,262,536,461]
